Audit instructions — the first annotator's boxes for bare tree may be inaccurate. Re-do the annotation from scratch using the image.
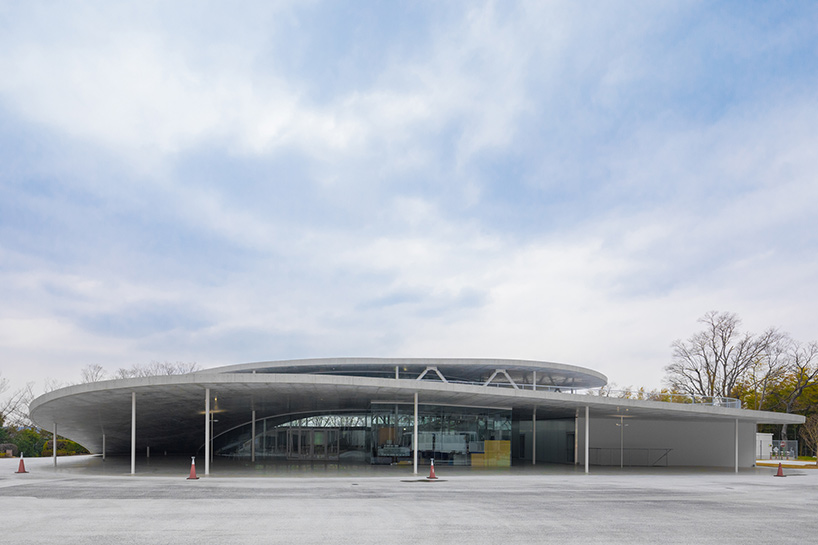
[0,377,35,427]
[80,364,108,383]
[772,340,818,440]
[664,311,780,398]
[43,378,70,393]
[115,361,200,378]
[744,333,790,410]
[800,414,818,464]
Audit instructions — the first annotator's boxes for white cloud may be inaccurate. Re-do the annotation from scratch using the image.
[1,1,817,396]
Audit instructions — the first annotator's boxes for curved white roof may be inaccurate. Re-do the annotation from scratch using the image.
[29,357,802,456]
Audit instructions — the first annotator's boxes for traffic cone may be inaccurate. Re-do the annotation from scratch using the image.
[187,457,199,480]
[15,456,29,474]
[428,458,437,479]
[774,463,785,477]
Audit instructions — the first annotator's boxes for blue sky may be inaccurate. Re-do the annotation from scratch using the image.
[1,1,817,393]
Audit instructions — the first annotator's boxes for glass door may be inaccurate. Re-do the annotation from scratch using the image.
[287,427,340,460]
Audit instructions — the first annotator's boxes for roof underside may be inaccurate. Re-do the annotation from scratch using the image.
[30,372,803,456]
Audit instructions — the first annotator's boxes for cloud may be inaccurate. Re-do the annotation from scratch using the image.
[1,1,817,396]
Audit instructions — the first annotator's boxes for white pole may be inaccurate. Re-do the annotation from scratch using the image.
[735,418,739,473]
[204,388,211,476]
[53,422,57,467]
[413,392,418,475]
[584,406,589,474]
[251,409,256,462]
[102,433,106,461]
[532,407,537,466]
[574,411,579,465]
[620,416,624,468]
[130,392,136,475]
[532,371,537,391]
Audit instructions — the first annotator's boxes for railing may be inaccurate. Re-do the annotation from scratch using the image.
[422,379,741,408]
[589,447,672,467]
[587,391,742,409]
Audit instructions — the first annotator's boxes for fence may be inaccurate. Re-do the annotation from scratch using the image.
[768,440,798,460]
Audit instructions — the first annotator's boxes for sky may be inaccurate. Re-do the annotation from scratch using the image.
[1,1,817,397]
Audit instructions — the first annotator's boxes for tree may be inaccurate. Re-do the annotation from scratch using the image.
[664,311,780,398]
[742,336,789,411]
[769,340,818,440]
[5,426,47,457]
[800,414,818,463]
[115,361,200,378]
[43,378,69,393]
[0,376,34,427]
[80,364,107,383]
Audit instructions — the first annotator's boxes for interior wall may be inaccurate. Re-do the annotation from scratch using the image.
[514,418,574,464]
[576,416,757,468]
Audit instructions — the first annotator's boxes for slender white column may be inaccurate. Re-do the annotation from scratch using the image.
[102,433,106,461]
[532,371,537,391]
[204,388,211,476]
[584,406,589,474]
[130,392,136,475]
[413,392,418,475]
[734,419,739,473]
[532,408,537,466]
[251,409,256,462]
[53,422,57,467]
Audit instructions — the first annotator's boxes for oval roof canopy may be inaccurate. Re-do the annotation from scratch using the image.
[202,357,609,390]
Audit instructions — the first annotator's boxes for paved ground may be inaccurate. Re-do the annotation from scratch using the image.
[2,456,816,544]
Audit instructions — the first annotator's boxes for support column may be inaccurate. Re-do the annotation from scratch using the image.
[130,392,136,475]
[532,407,537,466]
[251,409,256,462]
[204,388,211,476]
[413,392,418,475]
[102,433,106,461]
[734,418,739,473]
[53,422,57,468]
[584,406,589,474]
[532,371,537,391]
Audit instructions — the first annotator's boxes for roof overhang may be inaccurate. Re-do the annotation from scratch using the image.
[30,373,803,455]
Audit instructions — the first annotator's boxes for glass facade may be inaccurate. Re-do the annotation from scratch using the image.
[214,404,512,466]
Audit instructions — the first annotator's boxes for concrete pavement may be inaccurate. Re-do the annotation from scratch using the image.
[2,456,816,544]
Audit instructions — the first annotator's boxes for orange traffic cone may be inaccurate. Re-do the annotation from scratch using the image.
[15,456,29,474]
[187,457,199,480]
[428,458,437,479]
[774,463,785,477]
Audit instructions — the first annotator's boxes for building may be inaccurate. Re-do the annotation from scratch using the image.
[29,357,803,474]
